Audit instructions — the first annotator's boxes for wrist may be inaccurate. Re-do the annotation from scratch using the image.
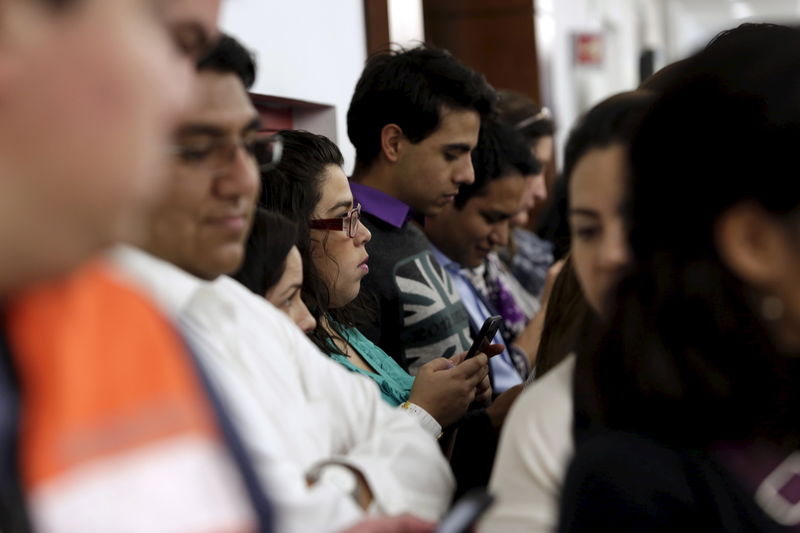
[485,401,505,431]
[400,401,443,438]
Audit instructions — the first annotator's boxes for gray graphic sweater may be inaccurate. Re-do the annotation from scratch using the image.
[356,212,471,373]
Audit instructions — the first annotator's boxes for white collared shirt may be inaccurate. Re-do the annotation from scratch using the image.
[112,246,455,533]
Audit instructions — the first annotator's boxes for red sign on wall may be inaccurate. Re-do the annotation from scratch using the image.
[573,33,604,66]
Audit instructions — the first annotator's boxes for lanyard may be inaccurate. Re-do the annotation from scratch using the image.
[0,328,32,533]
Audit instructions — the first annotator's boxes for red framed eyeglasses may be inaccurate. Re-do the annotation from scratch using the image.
[309,203,362,238]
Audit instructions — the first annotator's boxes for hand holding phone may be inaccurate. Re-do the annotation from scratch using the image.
[464,315,503,360]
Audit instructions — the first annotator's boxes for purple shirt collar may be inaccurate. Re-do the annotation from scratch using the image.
[349,181,411,229]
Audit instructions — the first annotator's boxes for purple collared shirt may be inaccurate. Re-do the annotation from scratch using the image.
[349,181,411,229]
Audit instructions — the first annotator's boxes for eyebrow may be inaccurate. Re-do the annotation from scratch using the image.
[175,124,223,138]
[569,208,600,218]
[325,199,353,215]
[175,116,261,139]
[243,117,262,134]
[482,209,516,221]
[171,21,212,61]
[443,143,472,154]
[279,284,302,299]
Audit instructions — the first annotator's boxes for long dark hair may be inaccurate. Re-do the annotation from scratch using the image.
[232,208,298,297]
[538,92,654,260]
[575,24,800,447]
[533,255,591,379]
[260,129,366,356]
[534,94,654,376]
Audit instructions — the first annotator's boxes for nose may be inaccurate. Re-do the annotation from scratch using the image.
[531,174,548,204]
[511,209,529,228]
[354,220,372,245]
[489,221,511,247]
[454,155,476,186]
[214,143,260,201]
[599,222,630,272]
[295,302,317,334]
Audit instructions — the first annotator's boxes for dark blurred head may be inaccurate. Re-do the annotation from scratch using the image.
[641,23,799,95]
[233,208,299,297]
[497,90,555,220]
[233,208,316,333]
[497,90,555,147]
[578,24,800,445]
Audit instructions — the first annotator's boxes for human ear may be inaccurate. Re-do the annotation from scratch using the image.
[715,202,791,289]
[379,124,404,164]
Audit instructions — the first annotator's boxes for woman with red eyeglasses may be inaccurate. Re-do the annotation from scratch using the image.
[254,129,494,438]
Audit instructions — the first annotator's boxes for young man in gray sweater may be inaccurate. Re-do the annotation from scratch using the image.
[347,47,526,497]
[346,45,495,374]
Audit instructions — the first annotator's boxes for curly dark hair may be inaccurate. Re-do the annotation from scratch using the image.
[259,130,370,356]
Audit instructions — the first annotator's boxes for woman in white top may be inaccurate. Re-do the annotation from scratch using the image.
[479,90,654,533]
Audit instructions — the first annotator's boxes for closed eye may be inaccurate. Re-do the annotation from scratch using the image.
[175,144,214,162]
[443,144,470,163]
[573,226,601,240]
[282,287,301,308]
[481,212,511,224]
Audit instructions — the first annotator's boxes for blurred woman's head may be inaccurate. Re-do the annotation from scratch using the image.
[563,91,654,314]
[579,24,800,445]
[233,208,316,333]
[497,90,555,226]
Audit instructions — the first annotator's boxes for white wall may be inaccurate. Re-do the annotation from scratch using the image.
[220,0,367,173]
[537,0,664,166]
[388,0,426,48]
[662,0,800,63]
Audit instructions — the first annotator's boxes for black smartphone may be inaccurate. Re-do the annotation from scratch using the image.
[434,489,495,533]
[464,315,503,360]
